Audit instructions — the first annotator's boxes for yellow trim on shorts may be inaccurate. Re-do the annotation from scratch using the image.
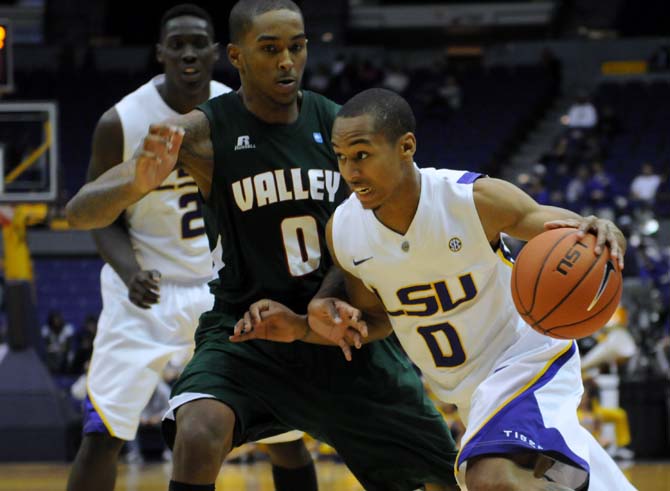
[85,380,118,438]
[454,340,574,473]
[497,248,514,268]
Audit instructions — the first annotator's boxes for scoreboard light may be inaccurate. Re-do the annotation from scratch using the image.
[0,20,13,92]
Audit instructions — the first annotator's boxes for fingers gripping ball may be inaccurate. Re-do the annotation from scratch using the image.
[511,228,623,339]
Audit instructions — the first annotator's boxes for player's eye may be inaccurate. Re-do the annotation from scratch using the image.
[290,43,304,53]
[193,38,210,49]
[262,44,278,53]
[356,151,369,160]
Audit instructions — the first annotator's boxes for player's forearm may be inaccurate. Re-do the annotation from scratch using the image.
[91,221,142,286]
[312,266,346,300]
[66,160,145,230]
[510,205,581,241]
[360,312,394,343]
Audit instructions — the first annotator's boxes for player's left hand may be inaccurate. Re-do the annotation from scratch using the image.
[544,216,626,269]
[230,299,307,344]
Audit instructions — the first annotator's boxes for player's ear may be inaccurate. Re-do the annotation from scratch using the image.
[227,43,241,70]
[156,43,164,64]
[212,42,221,62]
[398,132,416,159]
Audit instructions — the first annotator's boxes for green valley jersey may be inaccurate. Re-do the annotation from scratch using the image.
[198,91,347,318]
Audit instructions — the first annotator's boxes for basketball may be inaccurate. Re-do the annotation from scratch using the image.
[511,228,623,339]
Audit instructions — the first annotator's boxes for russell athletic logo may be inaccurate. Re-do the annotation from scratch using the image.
[234,135,256,151]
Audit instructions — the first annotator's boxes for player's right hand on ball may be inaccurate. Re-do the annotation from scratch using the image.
[135,125,184,194]
[126,269,161,309]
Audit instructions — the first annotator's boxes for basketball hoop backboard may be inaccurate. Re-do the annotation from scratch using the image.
[0,102,58,203]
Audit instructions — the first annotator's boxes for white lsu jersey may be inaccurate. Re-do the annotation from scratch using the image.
[333,167,569,410]
[114,75,231,282]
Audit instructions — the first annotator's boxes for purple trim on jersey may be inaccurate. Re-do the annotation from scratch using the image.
[458,342,588,473]
[83,395,110,436]
[457,172,483,184]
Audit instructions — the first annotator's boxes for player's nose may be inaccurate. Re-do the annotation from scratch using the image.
[181,44,198,63]
[277,49,294,71]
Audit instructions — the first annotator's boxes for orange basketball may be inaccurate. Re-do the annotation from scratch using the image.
[511,228,623,339]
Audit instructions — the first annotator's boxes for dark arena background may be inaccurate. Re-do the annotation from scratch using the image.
[0,0,669,489]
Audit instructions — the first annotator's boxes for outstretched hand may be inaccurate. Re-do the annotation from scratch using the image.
[230,299,308,344]
[307,297,368,361]
[544,215,626,269]
[135,124,184,194]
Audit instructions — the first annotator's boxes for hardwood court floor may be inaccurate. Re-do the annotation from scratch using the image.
[0,461,667,491]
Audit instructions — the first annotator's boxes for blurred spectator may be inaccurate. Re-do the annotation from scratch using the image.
[306,63,331,93]
[564,91,598,131]
[565,165,591,213]
[581,306,637,373]
[578,377,634,461]
[577,380,606,447]
[559,92,600,166]
[330,53,346,79]
[437,76,462,111]
[382,63,410,95]
[649,44,670,72]
[630,162,662,208]
[69,314,98,375]
[517,168,550,205]
[357,59,382,90]
[41,310,76,374]
[654,172,670,218]
[636,240,670,313]
[585,161,618,218]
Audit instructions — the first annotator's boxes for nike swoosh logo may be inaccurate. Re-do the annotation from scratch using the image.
[587,260,616,311]
[353,256,373,266]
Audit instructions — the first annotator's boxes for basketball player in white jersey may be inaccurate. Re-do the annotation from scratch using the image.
[67,5,315,491]
[231,88,637,490]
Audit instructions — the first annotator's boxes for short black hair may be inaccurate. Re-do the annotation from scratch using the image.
[337,88,416,143]
[229,0,302,43]
[160,3,215,41]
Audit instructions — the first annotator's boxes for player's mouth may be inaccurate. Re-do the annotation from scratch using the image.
[351,184,375,205]
[181,67,202,82]
[275,77,297,94]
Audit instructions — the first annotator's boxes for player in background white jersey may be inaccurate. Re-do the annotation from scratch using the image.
[67,5,315,491]
[230,88,637,491]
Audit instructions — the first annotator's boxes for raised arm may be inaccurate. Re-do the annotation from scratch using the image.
[65,110,214,230]
[473,177,626,267]
[85,109,164,308]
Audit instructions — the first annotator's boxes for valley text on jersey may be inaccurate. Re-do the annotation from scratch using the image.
[232,168,342,211]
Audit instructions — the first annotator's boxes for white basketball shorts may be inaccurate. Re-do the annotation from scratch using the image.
[85,264,212,440]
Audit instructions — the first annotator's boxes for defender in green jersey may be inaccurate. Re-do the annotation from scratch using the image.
[65,1,459,490]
